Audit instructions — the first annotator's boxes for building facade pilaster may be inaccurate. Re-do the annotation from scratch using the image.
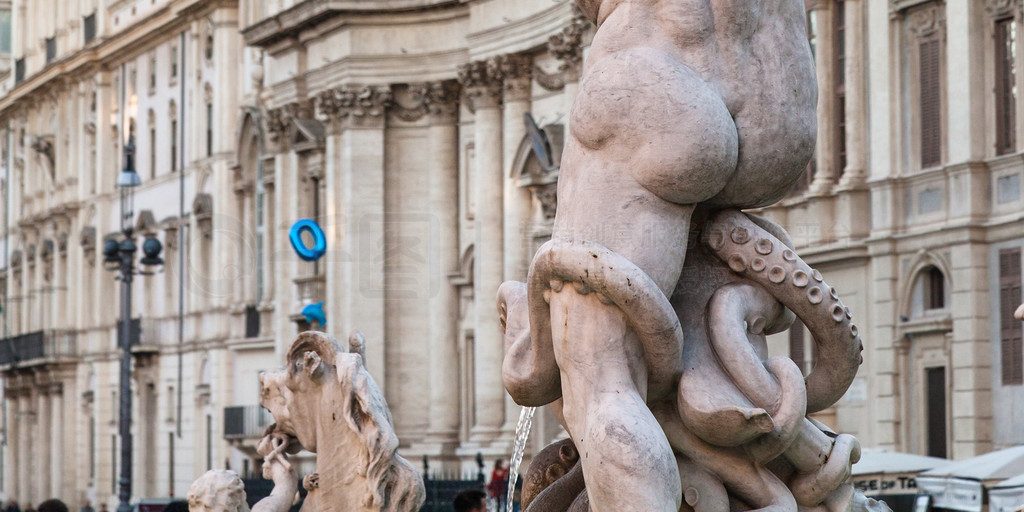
[458,59,507,443]
[316,85,392,383]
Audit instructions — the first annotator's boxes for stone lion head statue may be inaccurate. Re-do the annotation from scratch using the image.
[259,330,423,512]
[187,470,250,512]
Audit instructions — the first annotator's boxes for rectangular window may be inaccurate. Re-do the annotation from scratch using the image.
[170,46,178,78]
[996,17,1017,156]
[83,12,96,44]
[14,58,22,83]
[925,366,947,458]
[149,55,157,90]
[150,127,156,177]
[206,103,213,157]
[834,0,847,173]
[1000,247,1023,385]
[45,36,55,63]
[0,10,11,54]
[170,120,177,172]
[920,38,943,168]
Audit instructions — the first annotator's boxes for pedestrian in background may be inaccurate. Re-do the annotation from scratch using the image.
[3,499,20,512]
[487,459,509,512]
[453,489,486,512]
[37,500,68,512]
[77,501,93,512]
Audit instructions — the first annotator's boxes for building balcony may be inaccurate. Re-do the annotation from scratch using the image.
[0,329,77,369]
[224,405,273,440]
[294,274,325,307]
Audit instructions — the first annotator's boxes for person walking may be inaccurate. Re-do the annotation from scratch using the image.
[487,460,509,512]
[77,502,94,512]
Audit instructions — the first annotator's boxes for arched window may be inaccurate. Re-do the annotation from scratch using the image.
[910,264,949,317]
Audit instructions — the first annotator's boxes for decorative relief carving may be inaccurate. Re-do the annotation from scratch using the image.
[315,85,393,129]
[906,3,945,39]
[395,80,461,124]
[537,10,591,91]
[265,101,312,145]
[984,0,1023,17]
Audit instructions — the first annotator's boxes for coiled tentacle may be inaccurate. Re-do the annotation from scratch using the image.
[514,238,684,403]
[704,210,863,413]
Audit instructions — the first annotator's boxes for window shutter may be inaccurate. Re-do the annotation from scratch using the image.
[999,248,1023,385]
[834,0,847,174]
[920,38,942,168]
[995,18,1017,156]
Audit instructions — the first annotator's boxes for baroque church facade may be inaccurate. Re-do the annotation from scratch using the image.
[0,0,1021,506]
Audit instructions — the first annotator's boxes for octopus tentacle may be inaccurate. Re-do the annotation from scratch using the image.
[499,281,562,406]
[523,238,685,402]
[704,210,863,413]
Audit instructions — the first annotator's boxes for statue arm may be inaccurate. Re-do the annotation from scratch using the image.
[252,432,300,512]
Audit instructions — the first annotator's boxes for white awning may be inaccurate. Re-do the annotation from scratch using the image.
[990,474,1024,512]
[852,449,951,497]
[915,446,1024,512]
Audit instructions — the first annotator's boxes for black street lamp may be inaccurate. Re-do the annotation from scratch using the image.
[104,130,163,512]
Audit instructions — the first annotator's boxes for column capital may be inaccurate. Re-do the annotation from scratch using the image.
[264,100,313,150]
[458,60,503,111]
[490,54,533,103]
[315,85,393,130]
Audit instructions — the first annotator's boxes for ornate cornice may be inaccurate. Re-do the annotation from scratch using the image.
[315,85,393,129]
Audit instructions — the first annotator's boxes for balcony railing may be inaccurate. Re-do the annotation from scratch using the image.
[0,329,77,367]
[223,405,273,440]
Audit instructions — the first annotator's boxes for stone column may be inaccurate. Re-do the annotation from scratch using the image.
[808,3,837,196]
[317,86,392,383]
[420,81,463,446]
[499,55,534,287]
[496,54,534,441]
[50,385,63,497]
[837,0,867,190]
[38,388,50,503]
[264,104,299,359]
[947,0,985,163]
[459,60,506,442]
[8,391,19,502]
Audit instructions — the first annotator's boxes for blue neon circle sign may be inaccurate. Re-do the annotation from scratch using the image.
[289,219,327,262]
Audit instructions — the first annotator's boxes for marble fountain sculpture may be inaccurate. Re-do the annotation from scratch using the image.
[190,1,884,511]
[189,331,425,512]
[500,1,884,512]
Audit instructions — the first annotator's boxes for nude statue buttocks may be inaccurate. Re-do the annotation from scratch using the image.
[535,2,818,511]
